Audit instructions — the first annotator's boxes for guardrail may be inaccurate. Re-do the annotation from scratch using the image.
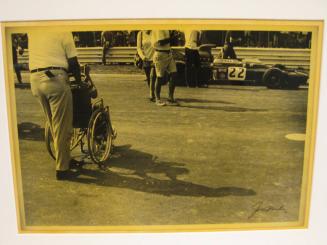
[18,46,311,70]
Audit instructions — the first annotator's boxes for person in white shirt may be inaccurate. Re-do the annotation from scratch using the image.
[184,30,201,87]
[137,30,156,101]
[29,30,83,180]
[151,30,178,106]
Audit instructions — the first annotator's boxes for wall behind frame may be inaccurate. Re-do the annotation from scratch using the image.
[0,0,327,245]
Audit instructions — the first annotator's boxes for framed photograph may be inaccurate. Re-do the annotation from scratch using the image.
[0,18,323,233]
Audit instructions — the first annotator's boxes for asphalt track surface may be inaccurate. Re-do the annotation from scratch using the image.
[15,70,307,226]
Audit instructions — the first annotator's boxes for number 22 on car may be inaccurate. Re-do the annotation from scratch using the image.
[228,67,246,80]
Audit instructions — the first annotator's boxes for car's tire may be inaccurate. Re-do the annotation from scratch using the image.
[263,68,286,89]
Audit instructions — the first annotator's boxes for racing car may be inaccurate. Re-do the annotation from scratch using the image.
[211,53,309,89]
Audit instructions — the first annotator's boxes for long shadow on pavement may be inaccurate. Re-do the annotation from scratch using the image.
[178,104,267,112]
[207,86,266,92]
[72,145,256,198]
[177,98,235,104]
[15,83,31,89]
[17,124,256,198]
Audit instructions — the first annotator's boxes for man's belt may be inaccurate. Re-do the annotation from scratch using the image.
[155,49,171,53]
[30,67,68,73]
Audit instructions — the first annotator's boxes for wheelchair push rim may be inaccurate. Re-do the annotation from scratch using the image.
[87,108,113,165]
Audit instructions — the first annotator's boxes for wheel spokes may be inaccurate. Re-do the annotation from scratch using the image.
[88,110,113,163]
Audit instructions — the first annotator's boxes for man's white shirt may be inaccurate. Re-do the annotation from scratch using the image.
[28,30,77,70]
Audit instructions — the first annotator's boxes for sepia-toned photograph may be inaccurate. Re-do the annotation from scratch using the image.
[1,19,323,232]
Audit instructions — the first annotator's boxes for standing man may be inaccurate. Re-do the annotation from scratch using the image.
[151,30,178,106]
[28,30,82,180]
[223,31,237,59]
[137,30,157,101]
[101,31,114,65]
[12,35,24,84]
[184,30,201,87]
[137,30,154,87]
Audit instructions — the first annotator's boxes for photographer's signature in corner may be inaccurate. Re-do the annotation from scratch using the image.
[248,201,287,219]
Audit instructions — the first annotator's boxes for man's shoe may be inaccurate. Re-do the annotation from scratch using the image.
[166,99,179,106]
[56,170,79,181]
[156,100,166,106]
[69,159,85,169]
[148,97,155,102]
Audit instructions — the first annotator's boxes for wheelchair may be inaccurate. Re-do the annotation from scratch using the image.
[44,65,117,168]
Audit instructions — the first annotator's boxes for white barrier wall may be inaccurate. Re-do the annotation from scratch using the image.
[18,47,311,70]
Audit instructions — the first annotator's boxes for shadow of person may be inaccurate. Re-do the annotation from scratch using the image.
[18,122,44,141]
[106,144,189,181]
[71,145,256,198]
[207,86,266,92]
[178,104,267,112]
[176,97,235,105]
[15,83,31,89]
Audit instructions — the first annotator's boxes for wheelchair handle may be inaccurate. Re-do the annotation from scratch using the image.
[70,65,98,99]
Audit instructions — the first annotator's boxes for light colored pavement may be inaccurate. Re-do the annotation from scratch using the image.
[15,72,308,227]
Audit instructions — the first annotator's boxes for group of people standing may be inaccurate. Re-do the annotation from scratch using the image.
[136,30,202,106]
[97,29,238,107]
[17,29,238,180]
[136,30,179,106]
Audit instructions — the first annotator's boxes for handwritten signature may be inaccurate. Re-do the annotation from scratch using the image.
[248,201,287,219]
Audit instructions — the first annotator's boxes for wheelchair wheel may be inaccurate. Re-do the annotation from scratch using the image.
[44,122,85,160]
[87,108,113,164]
